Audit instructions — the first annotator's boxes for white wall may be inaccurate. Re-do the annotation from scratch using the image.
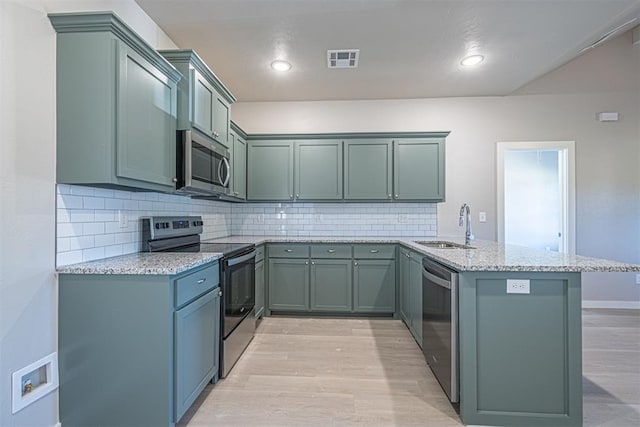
[0,1,177,425]
[232,33,640,305]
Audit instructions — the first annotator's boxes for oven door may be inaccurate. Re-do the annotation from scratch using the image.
[222,249,256,339]
[180,130,230,195]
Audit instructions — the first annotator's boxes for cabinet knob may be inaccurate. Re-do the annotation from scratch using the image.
[289,194,293,199]
[406,253,411,258]
[305,261,309,265]
[370,250,379,253]
[197,278,206,284]
[388,194,391,199]
[327,249,335,253]
[311,261,315,265]
[285,249,293,252]
[354,262,358,266]
[172,177,178,183]
[218,290,223,297]
[234,191,239,195]
[296,194,299,199]
[395,194,399,198]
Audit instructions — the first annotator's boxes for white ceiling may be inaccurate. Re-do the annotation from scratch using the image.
[135,0,640,102]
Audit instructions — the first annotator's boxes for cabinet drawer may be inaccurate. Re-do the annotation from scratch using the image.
[175,263,219,307]
[255,245,265,263]
[354,244,396,259]
[269,244,309,258]
[310,244,352,259]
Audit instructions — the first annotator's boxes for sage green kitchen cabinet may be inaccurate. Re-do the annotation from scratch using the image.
[344,139,393,200]
[227,129,247,200]
[295,140,343,200]
[247,140,295,201]
[159,49,235,148]
[57,261,220,426]
[352,245,396,313]
[393,138,445,201]
[268,258,310,311]
[174,287,220,422]
[310,259,353,311]
[50,12,181,192]
[255,245,265,319]
[399,248,423,345]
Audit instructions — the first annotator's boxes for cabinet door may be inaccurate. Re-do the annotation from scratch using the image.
[232,134,247,199]
[393,138,445,201]
[191,69,215,137]
[353,259,396,313]
[116,42,177,187]
[344,139,392,200]
[310,259,352,312]
[255,260,265,319]
[213,95,230,147]
[174,289,219,422]
[409,253,423,345]
[247,140,294,200]
[399,249,411,324]
[295,140,342,200]
[268,258,309,311]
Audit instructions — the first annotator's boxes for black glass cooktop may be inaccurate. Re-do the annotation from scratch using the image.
[168,242,254,257]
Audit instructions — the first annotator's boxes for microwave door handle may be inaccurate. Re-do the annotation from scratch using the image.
[221,157,231,187]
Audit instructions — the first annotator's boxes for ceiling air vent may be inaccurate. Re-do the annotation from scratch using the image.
[327,49,359,69]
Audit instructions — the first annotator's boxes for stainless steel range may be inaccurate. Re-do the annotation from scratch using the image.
[142,216,256,378]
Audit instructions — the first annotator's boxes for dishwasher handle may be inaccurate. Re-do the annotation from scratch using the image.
[422,267,452,289]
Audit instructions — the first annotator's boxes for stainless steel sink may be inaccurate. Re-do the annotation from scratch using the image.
[414,240,475,249]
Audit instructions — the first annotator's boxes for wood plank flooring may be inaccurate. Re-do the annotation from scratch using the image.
[180,309,640,426]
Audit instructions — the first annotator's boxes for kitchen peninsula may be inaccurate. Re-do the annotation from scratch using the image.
[58,236,639,427]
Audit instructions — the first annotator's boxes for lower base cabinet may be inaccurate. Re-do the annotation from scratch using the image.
[268,258,310,311]
[353,259,396,313]
[255,258,265,318]
[399,249,423,345]
[58,262,220,426]
[310,259,353,311]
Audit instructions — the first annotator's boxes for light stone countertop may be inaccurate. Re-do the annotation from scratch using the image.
[204,235,640,273]
[56,235,640,275]
[57,252,222,275]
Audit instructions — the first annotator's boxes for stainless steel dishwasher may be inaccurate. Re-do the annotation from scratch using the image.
[422,257,459,403]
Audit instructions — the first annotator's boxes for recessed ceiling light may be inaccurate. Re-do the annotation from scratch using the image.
[271,60,292,72]
[460,55,484,67]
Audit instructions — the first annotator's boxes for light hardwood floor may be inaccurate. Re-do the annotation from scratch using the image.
[180,309,640,426]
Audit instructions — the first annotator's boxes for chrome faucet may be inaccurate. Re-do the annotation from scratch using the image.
[459,203,474,246]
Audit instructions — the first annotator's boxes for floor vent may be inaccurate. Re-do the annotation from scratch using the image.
[327,49,359,68]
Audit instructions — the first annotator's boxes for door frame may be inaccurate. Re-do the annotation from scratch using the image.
[496,141,576,254]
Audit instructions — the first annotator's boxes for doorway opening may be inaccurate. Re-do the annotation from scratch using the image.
[497,141,576,254]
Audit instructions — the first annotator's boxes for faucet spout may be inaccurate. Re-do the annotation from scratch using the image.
[459,203,474,246]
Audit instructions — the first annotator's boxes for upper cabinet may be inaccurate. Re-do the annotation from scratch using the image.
[49,12,182,192]
[229,122,247,200]
[247,133,447,202]
[159,50,235,148]
[344,139,393,200]
[393,138,445,201]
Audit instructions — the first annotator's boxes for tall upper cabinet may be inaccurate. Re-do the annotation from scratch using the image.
[159,50,236,148]
[49,12,182,192]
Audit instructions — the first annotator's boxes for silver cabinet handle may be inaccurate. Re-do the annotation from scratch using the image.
[285,249,293,252]
[370,250,379,253]
[327,249,335,253]
[197,278,206,284]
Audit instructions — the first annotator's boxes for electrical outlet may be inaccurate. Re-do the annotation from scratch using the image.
[507,279,530,294]
[256,214,264,224]
[636,274,640,285]
[479,212,487,223]
[313,214,322,223]
[398,214,408,223]
[118,210,127,228]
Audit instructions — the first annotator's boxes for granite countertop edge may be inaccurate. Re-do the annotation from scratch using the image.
[56,236,640,275]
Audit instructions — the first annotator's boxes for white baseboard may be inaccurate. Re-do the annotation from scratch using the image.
[53,423,61,427]
[582,300,640,309]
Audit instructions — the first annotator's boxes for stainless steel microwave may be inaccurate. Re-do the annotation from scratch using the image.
[176,129,230,197]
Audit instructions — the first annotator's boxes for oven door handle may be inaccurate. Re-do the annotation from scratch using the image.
[422,267,451,289]
[220,157,231,187]
[227,250,256,267]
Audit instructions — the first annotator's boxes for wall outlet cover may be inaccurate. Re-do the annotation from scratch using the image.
[507,279,530,294]
[636,274,640,285]
[398,214,408,223]
[479,212,487,223]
